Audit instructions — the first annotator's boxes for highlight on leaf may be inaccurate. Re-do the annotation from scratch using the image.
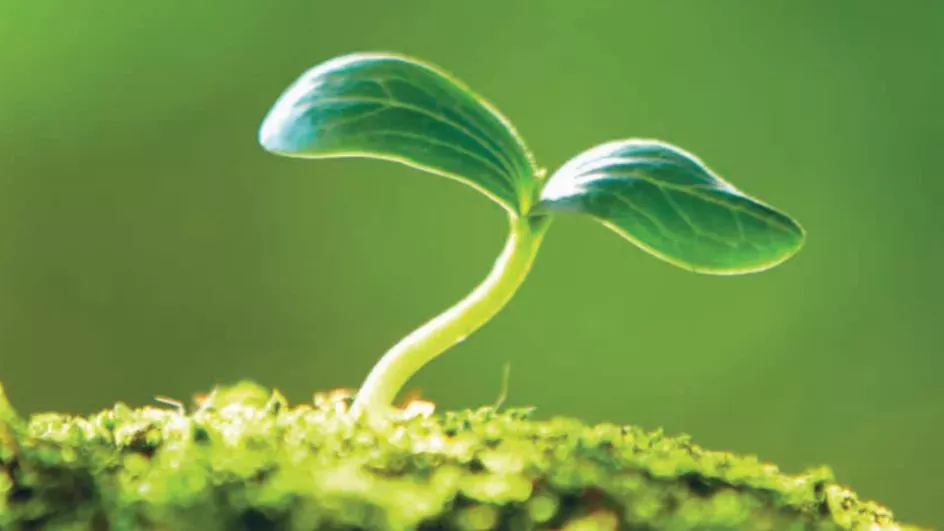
[538,140,805,274]
[258,52,540,214]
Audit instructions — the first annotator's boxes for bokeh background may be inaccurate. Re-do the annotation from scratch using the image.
[1,1,941,527]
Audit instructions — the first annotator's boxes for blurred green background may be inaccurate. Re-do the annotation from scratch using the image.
[1,1,941,527]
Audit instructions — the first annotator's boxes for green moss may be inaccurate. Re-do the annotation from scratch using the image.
[0,381,919,530]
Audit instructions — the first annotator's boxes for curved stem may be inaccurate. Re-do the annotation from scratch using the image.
[350,214,552,418]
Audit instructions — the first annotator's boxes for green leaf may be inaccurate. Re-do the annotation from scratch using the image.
[537,140,805,274]
[258,52,539,214]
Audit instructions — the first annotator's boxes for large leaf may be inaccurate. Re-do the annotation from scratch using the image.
[258,52,539,214]
[537,140,805,274]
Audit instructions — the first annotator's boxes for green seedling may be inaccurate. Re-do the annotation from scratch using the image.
[258,52,805,418]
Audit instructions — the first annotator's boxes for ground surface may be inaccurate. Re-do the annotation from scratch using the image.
[0,381,917,530]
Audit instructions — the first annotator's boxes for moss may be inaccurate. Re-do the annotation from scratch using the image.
[0,381,920,531]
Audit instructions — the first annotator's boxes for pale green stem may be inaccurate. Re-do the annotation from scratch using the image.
[349,214,552,418]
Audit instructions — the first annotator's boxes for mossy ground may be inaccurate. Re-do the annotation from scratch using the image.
[0,381,917,531]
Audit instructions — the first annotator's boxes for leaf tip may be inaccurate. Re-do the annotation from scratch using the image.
[257,83,307,157]
[257,114,280,154]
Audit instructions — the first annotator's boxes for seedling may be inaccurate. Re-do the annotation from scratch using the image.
[258,52,805,418]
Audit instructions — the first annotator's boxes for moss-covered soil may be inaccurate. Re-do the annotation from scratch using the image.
[0,381,918,530]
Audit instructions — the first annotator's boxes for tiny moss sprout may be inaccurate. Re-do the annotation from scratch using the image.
[258,52,805,418]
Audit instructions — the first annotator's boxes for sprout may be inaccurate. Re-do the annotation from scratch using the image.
[258,52,805,418]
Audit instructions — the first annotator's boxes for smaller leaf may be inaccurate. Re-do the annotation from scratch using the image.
[258,52,539,214]
[537,140,805,274]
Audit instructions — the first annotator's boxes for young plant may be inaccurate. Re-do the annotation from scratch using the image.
[258,53,805,418]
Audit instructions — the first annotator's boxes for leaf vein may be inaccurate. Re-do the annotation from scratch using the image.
[581,169,796,235]
[657,186,736,247]
[351,129,518,198]
[310,93,518,191]
[380,74,527,182]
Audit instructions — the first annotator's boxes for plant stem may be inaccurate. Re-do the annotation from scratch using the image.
[350,214,552,418]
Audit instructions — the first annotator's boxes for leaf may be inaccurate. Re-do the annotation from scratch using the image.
[537,140,805,274]
[258,52,540,214]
